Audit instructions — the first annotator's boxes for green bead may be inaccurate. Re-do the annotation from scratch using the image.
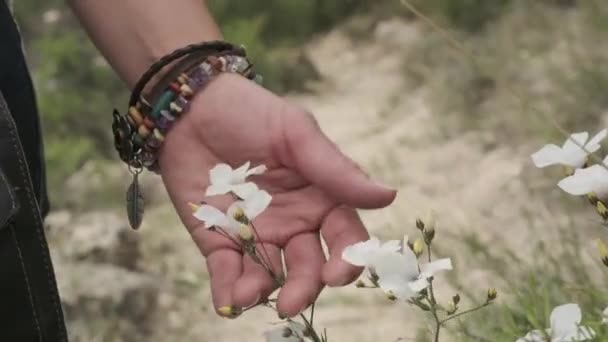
[151,90,175,118]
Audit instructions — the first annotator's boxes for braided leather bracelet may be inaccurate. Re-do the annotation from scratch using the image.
[111,41,262,229]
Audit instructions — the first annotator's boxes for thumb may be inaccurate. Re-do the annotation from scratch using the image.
[280,109,397,209]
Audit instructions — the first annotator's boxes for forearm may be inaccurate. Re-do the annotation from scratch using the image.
[68,0,223,89]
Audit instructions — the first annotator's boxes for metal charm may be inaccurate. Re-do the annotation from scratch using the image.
[126,167,144,229]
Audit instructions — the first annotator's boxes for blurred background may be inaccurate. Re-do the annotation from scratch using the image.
[15,0,608,341]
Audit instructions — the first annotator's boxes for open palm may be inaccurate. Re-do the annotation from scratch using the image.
[158,73,396,318]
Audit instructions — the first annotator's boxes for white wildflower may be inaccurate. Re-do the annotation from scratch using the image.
[193,189,271,235]
[531,129,607,169]
[206,161,267,198]
[342,237,452,299]
[558,155,608,198]
[602,306,608,325]
[515,304,595,342]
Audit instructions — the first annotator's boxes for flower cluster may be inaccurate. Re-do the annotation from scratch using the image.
[342,213,495,341]
[342,236,452,300]
[191,161,326,342]
[532,129,608,219]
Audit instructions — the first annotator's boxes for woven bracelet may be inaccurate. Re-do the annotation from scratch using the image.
[111,41,262,229]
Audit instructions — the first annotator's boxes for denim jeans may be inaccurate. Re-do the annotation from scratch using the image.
[0,92,68,341]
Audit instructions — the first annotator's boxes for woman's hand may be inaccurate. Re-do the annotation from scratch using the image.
[159,73,396,318]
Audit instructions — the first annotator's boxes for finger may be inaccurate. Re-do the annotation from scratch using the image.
[320,206,369,287]
[277,232,325,318]
[207,248,243,316]
[233,243,283,308]
[282,109,397,209]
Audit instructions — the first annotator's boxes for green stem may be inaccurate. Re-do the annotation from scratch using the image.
[299,311,323,342]
[439,302,492,325]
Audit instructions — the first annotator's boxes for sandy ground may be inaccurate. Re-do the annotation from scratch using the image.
[47,18,591,342]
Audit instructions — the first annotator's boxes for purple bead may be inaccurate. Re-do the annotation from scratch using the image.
[157,115,173,132]
[145,135,161,149]
[175,96,189,108]
[189,68,210,87]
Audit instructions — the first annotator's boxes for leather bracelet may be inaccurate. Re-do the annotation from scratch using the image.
[111,41,262,229]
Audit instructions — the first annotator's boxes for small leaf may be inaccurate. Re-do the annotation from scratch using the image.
[126,173,144,229]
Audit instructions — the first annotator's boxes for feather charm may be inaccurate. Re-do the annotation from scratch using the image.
[126,172,144,229]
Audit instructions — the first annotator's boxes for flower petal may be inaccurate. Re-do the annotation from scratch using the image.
[232,161,251,183]
[246,164,268,177]
[342,237,381,266]
[419,258,453,279]
[231,182,259,199]
[585,128,608,153]
[531,144,565,168]
[408,278,429,293]
[243,189,272,219]
[550,303,581,339]
[558,165,608,196]
[562,132,589,151]
[205,183,233,197]
[380,239,402,253]
[209,163,234,186]
[193,205,230,229]
[374,252,420,298]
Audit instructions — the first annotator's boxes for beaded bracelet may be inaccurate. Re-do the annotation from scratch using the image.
[130,53,259,170]
[111,41,262,229]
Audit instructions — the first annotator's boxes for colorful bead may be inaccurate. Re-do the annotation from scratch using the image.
[207,56,223,71]
[169,82,181,93]
[145,135,161,149]
[143,117,155,129]
[189,68,209,86]
[175,95,188,108]
[157,115,173,131]
[128,106,144,125]
[201,62,212,74]
[169,102,183,113]
[138,125,151,137]
[153,128,165,142]
[177,73,189,84]
[180,84,193,96]
[160,109,175,120]
[218,56,227,71]
[151,90,175,118]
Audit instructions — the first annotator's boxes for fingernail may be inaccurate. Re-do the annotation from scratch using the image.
[217,305,242,319]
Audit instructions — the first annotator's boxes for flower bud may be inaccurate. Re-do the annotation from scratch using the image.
[446,302,457,315]
[238,224,254,241]
[452,294,460,305]
[487,288,498,302]
[597,239,608,267]
[413,238,425,258]
[416,218,425,231]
